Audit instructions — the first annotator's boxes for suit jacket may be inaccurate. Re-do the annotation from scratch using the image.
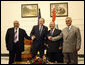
[52,25,81,53]
[5,27,31,52]
[47,29,63,53]
[30,25,48,49]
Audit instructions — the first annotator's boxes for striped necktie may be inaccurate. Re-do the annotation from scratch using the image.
[14,28,17,43]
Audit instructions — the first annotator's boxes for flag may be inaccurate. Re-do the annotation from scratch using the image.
[52,8,56,22]
[52,8,58,29]
[38,9,41,25]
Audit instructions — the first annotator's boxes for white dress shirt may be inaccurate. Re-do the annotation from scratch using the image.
[39,25,43,31]
[68,25,72,30]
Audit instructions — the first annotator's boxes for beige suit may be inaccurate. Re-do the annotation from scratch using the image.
[52,25,81,64]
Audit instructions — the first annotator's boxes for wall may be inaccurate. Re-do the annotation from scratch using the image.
[1,1,84,54]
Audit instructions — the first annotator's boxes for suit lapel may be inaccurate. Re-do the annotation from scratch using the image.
[42,26,45,33]
[37,25,40,36]
[65,27,69,39]
[49,30,51,36]
[65,26,73,39]
[13,28,14,37]
[53,29,56,36]
[11,28,14,40]
[19,28,20,39]
[37,25,39,33]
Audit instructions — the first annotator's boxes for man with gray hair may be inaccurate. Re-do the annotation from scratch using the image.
[48,17,81,64]
[5,20,31,64]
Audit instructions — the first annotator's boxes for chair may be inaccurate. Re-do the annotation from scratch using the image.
[21,38,32,61]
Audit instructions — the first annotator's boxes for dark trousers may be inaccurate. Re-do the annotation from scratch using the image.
[56,52,63,63]
[46,52,63,63]
[9,43,21,64]
[31,44,44,59]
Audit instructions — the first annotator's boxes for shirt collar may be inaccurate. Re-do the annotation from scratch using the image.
[68,25,72,30]
[39,25,43,28]
[51,28,55,32]
[14,27,19,31]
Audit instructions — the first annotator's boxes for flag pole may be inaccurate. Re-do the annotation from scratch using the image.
[38,8,41,25]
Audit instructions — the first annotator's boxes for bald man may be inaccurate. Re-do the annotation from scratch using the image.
[5,21,31,64]
[46,22,63,63]
[49,17,81,64]
[30,18,48,59]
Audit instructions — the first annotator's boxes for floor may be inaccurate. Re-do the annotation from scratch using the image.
[1,56,84,64]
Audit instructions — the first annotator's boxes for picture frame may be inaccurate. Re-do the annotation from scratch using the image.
[50,3,68,17]
[21,4,38,18]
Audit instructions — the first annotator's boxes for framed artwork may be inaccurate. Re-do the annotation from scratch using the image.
[21,4,38,18]
[50,3,68,17]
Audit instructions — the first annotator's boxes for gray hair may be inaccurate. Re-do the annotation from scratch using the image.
[66,17,72,21]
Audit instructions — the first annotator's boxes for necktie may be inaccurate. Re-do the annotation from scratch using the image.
[39,26,42,35]
[67,27,70,32]
[14,28,17,43]
[50,30,53,36]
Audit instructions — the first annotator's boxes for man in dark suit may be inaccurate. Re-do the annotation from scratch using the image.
[46,22,63,63]
[5,20,31,64]
[30,18,48,59]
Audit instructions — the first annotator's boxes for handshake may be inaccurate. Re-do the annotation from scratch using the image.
[31,35,36,40]
[48,36,53,40]
[31,36,53,41]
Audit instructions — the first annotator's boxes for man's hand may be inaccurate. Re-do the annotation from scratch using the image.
[48,36,52,40]
[59,47,62,50]
[31,35,36,40]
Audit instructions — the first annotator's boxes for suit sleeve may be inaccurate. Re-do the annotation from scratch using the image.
[76,28,81,50]
[59,38,63,47]
[52,32,63,41]
[5,29,9,50]
[24,30,31,40]
[59,30,63,47]
[30,26,35,37]
[44,27,48,39]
